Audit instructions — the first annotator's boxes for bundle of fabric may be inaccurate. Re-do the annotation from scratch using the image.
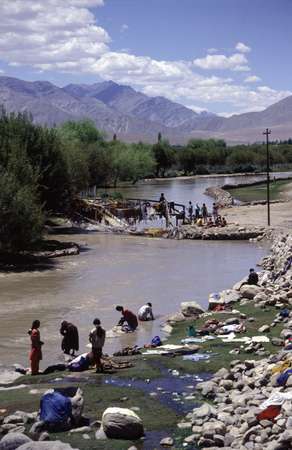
[113,346,141,357]
[101,356,133,371]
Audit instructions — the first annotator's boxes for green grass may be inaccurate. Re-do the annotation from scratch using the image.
[161,302,286,373]
[0,300,285,448]
[228,179,292,202]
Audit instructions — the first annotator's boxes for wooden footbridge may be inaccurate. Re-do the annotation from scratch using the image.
[73,196,186,230]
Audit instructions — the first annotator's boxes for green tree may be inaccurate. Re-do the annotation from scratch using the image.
[152,140,176,177]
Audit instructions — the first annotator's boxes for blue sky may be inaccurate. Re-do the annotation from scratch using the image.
[0,0,291,115]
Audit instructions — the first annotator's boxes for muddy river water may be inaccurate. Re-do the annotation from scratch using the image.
[0,174,276,371]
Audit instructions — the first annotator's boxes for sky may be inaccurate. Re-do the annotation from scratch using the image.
[0,0,291,116]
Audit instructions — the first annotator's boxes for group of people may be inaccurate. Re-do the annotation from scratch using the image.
[28,302,155,376]
[187,201,227,227]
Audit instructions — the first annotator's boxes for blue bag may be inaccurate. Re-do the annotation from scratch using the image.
[40,391,72,424]
[277,368,292,386]
[151,336,162,347]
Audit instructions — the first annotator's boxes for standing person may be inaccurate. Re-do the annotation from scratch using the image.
[138,302,154,321]
[116,306,138,332]
[195,203,200,220]
[60,321,79,356]
[212,203,219,221]
[202,203,208,223]
[188,201,193,222]
[28,320,43,376]
[89,318,106,373]
[159,193,166,203]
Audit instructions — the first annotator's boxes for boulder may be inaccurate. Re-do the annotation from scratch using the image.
[16,442,78,450]
[160,437,174,447]
[180,301,205,317]
[240,285,262,299]
[101,407,144,440]
[258,325,270,333]
[0,433,32,450]
[192,403,217,421]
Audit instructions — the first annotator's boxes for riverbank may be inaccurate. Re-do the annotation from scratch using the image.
[1,231,292,449]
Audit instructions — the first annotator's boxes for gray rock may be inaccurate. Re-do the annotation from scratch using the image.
[29,421,45,434]
[278,429,292,443]
[0,433,31,450]
[69,426,91,434]
[192,403,217,421]
[240,285,262,299]
[160,437,174,447]
[8,427,25,435]
[258,325,270,333]
[3,416,24,425]
[101,407,144,440]
[17,443,78,450]
[38,433,50,441]
[180,301,205,317]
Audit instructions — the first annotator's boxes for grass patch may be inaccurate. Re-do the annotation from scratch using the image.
[162,301,285,373]
[228,179,292,202]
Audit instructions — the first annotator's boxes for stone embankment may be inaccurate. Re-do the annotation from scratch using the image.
[175,231,292,449]
[204,186,234,208]
[167,224,266,240]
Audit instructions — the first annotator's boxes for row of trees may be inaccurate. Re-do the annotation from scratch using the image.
[1,110,292,252]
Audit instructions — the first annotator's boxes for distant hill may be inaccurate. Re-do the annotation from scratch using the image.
[0,75,292,144]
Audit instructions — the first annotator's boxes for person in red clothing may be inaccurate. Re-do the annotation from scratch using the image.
[116,306,138,332]
[28,320,43,375]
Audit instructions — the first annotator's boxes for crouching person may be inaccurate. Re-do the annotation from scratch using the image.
[89,318,106,373]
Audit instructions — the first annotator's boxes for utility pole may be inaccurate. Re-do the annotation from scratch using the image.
[263,128,271,226]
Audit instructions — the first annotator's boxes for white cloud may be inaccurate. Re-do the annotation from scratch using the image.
[244,75,261,83]
[120,24,128,32]
[235,42,251,53]
[193,53,250,71]
[0,0,109,69]
[207,48,218,54]
[0,1,290,115]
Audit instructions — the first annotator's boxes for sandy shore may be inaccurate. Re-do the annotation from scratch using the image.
[222,180,292,229]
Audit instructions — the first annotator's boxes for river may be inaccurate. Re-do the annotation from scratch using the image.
[0,174,273,373]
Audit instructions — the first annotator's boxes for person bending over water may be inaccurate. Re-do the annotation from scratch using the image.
[60,321,79,356]
[89,318,106,373]
[116,306,138,332]
[138,302,154,321]
[28,320,43,376]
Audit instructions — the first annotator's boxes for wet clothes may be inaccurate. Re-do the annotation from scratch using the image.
[119,309,138,331]
[30,328,42,375]
[60,323,79,355]
[247,272,259,285]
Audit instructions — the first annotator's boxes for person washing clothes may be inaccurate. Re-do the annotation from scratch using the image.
[116,306,138,332]
[138,302,154,321]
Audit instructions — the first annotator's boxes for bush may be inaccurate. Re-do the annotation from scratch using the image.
[0,171,43,252]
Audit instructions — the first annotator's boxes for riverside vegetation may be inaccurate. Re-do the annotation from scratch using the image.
[2,108,292,254]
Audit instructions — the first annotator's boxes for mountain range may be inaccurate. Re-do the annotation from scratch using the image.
[0,75,292,144]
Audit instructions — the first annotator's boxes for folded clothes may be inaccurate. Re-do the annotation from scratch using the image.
[181,336,215,344]
[183,352,217,362]
[144,344,199,356]
[259,391,292,410]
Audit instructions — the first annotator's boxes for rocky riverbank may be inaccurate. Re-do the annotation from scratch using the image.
[2,231,292,450]
[167,224,266,240]
[167,230,292,449]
